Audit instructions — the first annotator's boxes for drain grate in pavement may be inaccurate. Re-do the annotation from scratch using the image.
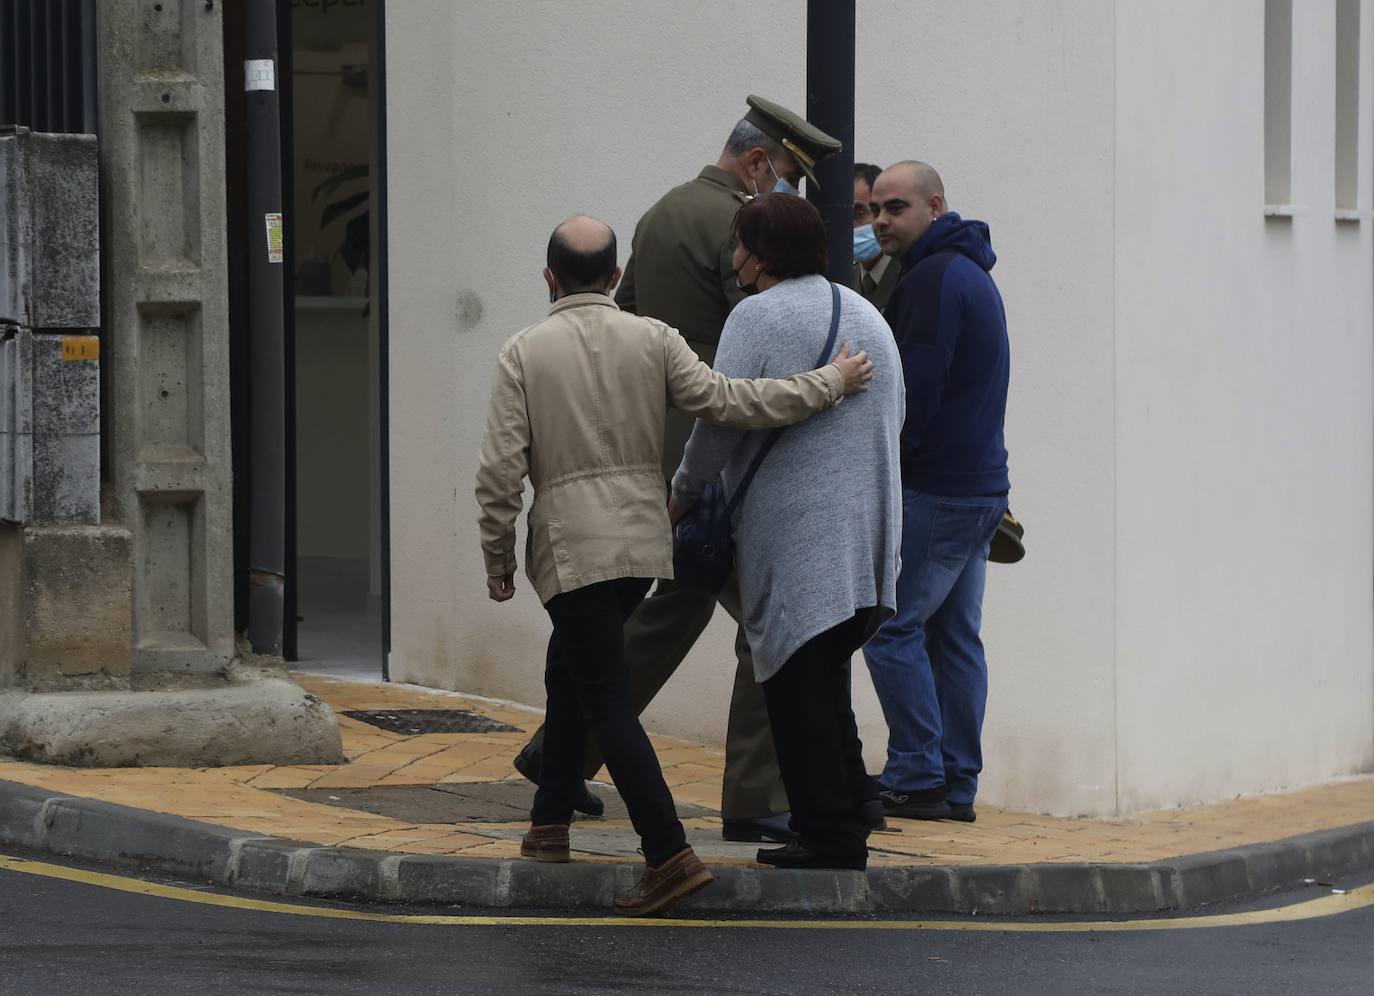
[343,709,524,736]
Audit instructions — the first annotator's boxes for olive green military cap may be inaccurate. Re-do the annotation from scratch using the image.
[744,94,842,189]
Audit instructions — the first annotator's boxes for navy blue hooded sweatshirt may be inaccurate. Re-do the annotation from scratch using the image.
[884,212,1010,496]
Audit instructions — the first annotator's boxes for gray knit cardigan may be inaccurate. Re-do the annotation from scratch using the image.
[672,275,905,681]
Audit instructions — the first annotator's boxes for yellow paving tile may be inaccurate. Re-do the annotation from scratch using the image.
[339,827,493,852]
[377,838,486,856]
[194,764,276,783]
[660,762,724,789]
[244,766,337,790]
[653,746,725,768]
[388,753,505,778]
[304,766,414,790]
[445,839,524,859]
[670,778,723,810]
[436,753,520,783]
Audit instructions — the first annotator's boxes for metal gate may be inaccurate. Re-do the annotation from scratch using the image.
[0,0,98,135]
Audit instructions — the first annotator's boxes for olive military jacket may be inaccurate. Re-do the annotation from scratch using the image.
[475,293,845,604]
[616,165,753,478]
[616,164,751,348]
[852,255,901,313]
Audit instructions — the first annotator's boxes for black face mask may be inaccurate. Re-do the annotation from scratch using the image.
[733,253,761,295]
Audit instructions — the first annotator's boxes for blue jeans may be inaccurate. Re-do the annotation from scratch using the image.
[862,489,1008,804]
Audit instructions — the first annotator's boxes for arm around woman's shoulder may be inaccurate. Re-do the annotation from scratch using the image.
[660,318,842,429]
[666,308,780,508]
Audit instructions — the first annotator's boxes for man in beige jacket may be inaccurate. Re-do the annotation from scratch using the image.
[475,215,872,917]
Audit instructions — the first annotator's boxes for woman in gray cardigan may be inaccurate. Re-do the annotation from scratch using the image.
[670,194,905,871]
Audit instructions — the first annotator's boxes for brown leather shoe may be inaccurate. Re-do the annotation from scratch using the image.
[520,823,570,863]
[613,846,714,917]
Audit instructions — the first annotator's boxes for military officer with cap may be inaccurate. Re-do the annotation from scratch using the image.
[515,96,842,844]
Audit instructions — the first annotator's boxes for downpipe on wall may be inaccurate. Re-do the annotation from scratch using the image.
[244,0,286,655]
[806,0,856,288]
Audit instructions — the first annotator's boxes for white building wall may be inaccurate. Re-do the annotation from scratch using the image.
[851,0,1121,815]
[384,0,809,744]
[1112,0,1374,811]
[384,1,1373,816]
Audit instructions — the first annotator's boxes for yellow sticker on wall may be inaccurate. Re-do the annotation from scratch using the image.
[61,336,100,361]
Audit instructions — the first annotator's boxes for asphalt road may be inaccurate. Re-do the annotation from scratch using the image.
[1,850,1371,996]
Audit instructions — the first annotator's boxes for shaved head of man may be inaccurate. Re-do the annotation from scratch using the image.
[869,161,948,259]
[544,214,621,300]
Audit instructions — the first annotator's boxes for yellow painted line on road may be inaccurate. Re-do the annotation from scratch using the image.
[1,853,1370,932]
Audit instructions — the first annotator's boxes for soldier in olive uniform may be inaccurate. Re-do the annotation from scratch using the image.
[515,97,842,843]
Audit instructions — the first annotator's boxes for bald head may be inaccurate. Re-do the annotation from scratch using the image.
[546,214,619,297]
[553,214,614,254]
[884,160,945,202]
[870,161,949,260]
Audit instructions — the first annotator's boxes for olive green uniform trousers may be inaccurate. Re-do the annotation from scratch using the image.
[523,569,788,820]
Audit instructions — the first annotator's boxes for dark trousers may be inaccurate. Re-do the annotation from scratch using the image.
[530,577,688,867]
[762,612,876,865]
[523,572,787,820]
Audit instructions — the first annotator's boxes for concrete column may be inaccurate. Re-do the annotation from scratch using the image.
[97,0,235,676]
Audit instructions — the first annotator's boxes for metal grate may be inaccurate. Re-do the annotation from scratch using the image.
[0,0,97,135]
[343,709,524,736]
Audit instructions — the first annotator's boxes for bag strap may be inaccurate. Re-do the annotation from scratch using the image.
[725,281,842,518]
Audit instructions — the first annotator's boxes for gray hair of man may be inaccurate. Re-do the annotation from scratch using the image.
[722,118,783,159]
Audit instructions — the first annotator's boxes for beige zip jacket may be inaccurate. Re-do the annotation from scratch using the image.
[476,293,844,604]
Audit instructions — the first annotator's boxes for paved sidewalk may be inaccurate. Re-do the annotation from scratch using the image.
[1,673,1372,914]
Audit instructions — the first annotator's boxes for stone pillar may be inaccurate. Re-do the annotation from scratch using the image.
[99,0,236,676]
[0,2,341,768]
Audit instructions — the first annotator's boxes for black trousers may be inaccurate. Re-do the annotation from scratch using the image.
[530,577,688,867]
[761,612,876,865]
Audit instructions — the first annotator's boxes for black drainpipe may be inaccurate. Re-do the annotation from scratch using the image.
[244,0,286,655]
[806,0,856,288]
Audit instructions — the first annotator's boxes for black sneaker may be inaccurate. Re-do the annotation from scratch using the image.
[756,839,866,871]
[879,788,951,821]
[512,744,605,818]
[946,802,976,823]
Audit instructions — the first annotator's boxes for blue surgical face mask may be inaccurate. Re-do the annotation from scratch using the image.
[767,156,801,197]
[853,224,882,264]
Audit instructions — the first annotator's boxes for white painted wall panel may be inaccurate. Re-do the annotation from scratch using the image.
[1113,0,1374,811]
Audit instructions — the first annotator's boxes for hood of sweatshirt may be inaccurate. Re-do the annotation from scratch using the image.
[901,211,997,272]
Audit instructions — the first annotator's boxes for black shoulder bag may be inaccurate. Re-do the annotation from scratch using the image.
[672,282,842,594]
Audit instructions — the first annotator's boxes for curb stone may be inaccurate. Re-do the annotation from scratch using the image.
[2,779,1372,916]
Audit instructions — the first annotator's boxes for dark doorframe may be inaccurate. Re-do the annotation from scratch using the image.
[278,0,298,661]
[374,0,392,680]
[226,0,249,639]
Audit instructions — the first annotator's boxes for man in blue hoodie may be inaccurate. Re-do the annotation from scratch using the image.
[861,161,1010,823]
